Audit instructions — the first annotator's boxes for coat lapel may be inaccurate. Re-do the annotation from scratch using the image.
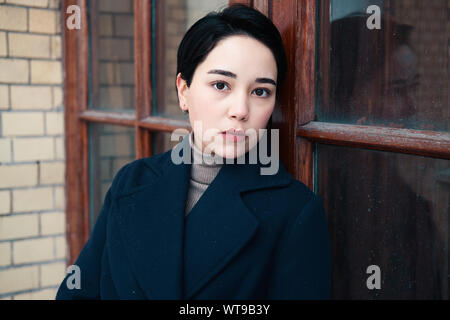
[114,133,292,299]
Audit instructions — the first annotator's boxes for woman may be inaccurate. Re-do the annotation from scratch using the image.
[56,4,331,300]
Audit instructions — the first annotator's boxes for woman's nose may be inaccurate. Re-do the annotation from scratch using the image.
[228,92,249,121]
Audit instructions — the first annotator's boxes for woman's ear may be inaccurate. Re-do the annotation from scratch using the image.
[176,73,189,113]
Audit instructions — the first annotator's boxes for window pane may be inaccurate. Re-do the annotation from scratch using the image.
[152,0,228,118]
[317,144,449,299]
[152,131,184,155]
[88,0,135,112]
[89,123,135,226]
[319,0,449,131]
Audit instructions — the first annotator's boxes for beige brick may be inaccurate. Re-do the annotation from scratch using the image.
[0,242,11,266]
[2,112,45,136]
[48,0,59,9]
[9,33,50,59]
[13,137,54,161]
[0,138,11,163]
[13,237,54,263]
[0,164,38,188]
[54,186,64,209]
[0,265,39,294]
[0,59,28,83]
[31,61,62,84]
[11,86,52,110]
[13,288,57,300]
[45,112,63,135]
[0,6,27,31]
[99,0,132,13]
[6,0,48,7]
[40,211,64,235]
[52,86,63,108]
[54,136,64,159]
[12,187,53,212]
[0,190,10,215]
[0,214,39,240]
[0,85,8,109]
[29,9,57,34]
[54,236,66,259]
[39,161,64,185]
[40,261,65,286]
[50,35,61,59]
[0,31,6,57]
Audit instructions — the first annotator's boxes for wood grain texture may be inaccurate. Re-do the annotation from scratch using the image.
[134,0,152,158]
[272,0,317,188]
[297,121,450,159]
[63,0,90,265]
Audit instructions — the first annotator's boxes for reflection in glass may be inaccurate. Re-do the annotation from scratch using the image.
[152,0,228,118]
[319,0,448,131]
[317,144,449,299]
[89,124,135,226]
[89,0,135,111]
[152,131,186,156]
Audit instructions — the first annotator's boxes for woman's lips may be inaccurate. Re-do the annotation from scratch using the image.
[221,132,246,142]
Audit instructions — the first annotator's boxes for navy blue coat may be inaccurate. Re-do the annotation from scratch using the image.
[56,134,331,300]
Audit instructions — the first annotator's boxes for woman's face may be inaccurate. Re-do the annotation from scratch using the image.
[176,35,278,159]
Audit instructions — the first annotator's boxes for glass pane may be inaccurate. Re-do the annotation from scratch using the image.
[152,131,184,155]
[152,0,228,118]
[319,0,449,131]
[88,0,135,111]
[317,144,449,299]
[89,124,135,226]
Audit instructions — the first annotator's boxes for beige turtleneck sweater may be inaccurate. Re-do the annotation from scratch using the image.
[184,132,223,216]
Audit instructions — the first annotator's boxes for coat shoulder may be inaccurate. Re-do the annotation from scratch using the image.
[272,168,318,211]
[109,150,170,198]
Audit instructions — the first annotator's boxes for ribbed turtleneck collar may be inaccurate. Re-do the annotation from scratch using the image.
[189,132,223,185]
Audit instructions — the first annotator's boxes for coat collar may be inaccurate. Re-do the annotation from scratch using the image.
[113,133,292,299]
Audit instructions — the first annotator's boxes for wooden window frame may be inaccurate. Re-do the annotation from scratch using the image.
[63,0,449,264]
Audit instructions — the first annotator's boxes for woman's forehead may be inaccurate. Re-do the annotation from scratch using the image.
[198,35,277,79]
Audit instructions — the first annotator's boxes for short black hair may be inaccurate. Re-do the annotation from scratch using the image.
[176,4,287,96]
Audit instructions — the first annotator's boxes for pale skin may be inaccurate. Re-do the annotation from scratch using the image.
[176,35,278,159]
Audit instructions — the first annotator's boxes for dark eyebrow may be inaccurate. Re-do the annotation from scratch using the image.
[207,69,236,78]
[207,69,276,86]
[255,77,276,86]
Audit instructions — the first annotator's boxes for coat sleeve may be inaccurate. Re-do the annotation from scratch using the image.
[55,165,127,300]
[266,194,332,300]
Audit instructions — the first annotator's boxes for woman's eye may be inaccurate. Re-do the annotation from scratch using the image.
[213,82,229,91]
[253,88,271,97]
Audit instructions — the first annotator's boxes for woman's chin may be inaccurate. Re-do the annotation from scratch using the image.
[214,144,248,160]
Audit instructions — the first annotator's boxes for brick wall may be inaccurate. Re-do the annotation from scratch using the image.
[0,0,65,300]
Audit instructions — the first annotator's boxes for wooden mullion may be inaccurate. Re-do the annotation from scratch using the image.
[229,0,253,6]
[272,0,317,189]
[253,0,269,17]
[79,110,136,126]
[63,0,90,265]
[134,0,153,159]
[297,121,450,159]
[138,116,191,133]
